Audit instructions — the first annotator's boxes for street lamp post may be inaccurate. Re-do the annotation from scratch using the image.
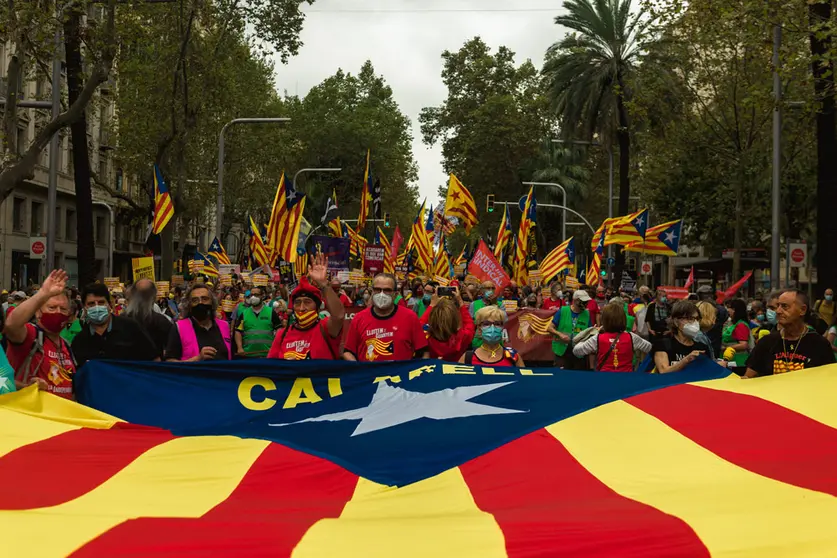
[771,22,782,290]
[495,201,596,233]
[292,168,342,191]
[522,182,567,242]
[216,117,290,238]
[552,138,614,284]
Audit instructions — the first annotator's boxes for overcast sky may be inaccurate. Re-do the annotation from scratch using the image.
[272,0,564,204]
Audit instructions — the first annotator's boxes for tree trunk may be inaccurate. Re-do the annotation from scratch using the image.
[613,93,631,289]
[65,9,96,285]
[811,0,837,298]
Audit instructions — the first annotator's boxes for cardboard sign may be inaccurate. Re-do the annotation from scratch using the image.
[454,263,467,276]
[349,270,366,285]
[253,274,269,287]
[221,299,236,313]
[188,260,204,275]
[433,275,450,287]
[565,276,580,289]
[220,274,233,287]
[503,299,519,313]
[467,240,511,292]
[527,270,542,287]
[363,245,386,275]
[155,281,170,296]
[132,257,155,282]
[171,274,185,286]
[218,264,241,277]
[104,277,120,290]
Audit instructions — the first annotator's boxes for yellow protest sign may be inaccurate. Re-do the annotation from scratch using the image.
[132,257,155,282]
[220,274,233,287]
[527,270,542,287]
[104,277,120,290]
[502,299,519,313]
[433,275,450,286]
[221,299,236,313]
[171,275,185,286]
[253,274,269,287]
[155,281,170,296]
[349,270,365,285]
[565,276,580,289]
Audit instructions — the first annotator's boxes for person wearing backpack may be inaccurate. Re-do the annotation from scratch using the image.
[267,253,345,360]
[2,269,75,399]
[722,298,754,368]
[572,302,652,371]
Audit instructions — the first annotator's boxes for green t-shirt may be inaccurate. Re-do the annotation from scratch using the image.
[60,320,83,344]
[0,347,15,394]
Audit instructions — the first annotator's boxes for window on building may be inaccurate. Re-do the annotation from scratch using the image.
[30,201,43,235]
[96,216,106,245]
[98,154,108,182]
[66,209,77,241]
[55,206,62,239]
[12,197,25,232]
[35,77,45,99]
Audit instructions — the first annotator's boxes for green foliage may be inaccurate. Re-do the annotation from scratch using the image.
[419,37,552,251]
[632,0,818,256]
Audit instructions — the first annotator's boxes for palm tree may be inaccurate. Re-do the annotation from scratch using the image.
[543,0,649,282]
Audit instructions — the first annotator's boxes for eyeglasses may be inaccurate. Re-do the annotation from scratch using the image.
[190,296,212,305]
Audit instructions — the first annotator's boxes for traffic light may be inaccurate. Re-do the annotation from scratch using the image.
[384,212,391,227]
[600,269,607,278]
[486,194,495,213]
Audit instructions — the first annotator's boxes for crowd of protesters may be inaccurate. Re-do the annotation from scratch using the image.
[1,261,834,400]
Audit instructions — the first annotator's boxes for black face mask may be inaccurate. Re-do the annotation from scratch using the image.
[192,303,212,321]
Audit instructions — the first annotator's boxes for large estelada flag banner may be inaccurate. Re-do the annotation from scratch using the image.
[4,360,837,556]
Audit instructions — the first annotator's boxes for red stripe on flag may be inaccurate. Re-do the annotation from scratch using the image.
[460,430,709,557]
[0,424,175,510]
[72,443,358,557]
[627,384,837,497]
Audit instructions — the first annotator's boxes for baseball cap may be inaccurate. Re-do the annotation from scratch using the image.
[696,285,713,295]
[11,291,26,299]
[573,290,591,302]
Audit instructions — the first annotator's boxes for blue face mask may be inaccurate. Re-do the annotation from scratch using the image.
[423,294,432,304]
[757,313,765,322]
[766,309,777,324]
[481,325,503,344]
[483,289,494,300]
[86,305,110,325]
[826,295,834,302]
[659,297,667,304]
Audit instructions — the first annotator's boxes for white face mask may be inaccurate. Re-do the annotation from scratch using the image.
[249,296,262,306]
[682,321,701,339]
[372,292,393,310]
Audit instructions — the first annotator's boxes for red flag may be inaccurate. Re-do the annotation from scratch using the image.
[717,271,753,303]
[391,225,404,257]
[685,266,695,290]
[468,240,511,292]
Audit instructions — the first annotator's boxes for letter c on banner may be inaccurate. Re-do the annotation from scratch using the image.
[239,376,277,411]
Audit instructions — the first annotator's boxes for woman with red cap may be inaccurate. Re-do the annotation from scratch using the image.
[267,253,345,360]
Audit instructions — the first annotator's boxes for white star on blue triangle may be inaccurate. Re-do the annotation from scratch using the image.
[269,381,525,437]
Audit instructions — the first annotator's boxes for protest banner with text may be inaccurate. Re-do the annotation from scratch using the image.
[467,240,511,292]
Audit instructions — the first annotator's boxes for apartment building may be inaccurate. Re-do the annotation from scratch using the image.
[0,44,147,289]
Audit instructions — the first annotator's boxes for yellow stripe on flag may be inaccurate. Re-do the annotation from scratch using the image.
[689,365,837,430]
[0,436,269,557]
[293,469,506,558]
[547,400,837,557]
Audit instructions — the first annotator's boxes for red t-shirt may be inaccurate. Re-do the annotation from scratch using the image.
[587,299,601,324]
[267,318,340,360]
[338,293,353,308]
[344,306,428,362]
[542,298,563,311]
[6,323,75,399]
[468,348,519,367]
[731,322,750,342]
